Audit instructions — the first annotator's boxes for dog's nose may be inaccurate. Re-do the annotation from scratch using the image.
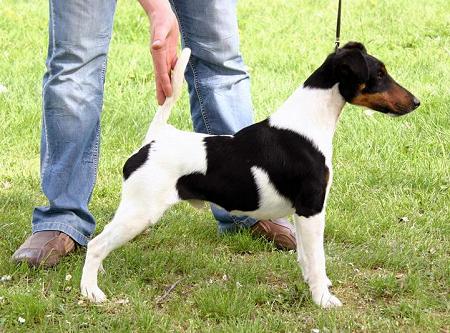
[413,97,421,109]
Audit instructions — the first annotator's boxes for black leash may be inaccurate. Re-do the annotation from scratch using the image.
[335,0,342,52]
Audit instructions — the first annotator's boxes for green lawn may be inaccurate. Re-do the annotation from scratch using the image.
[1,0,449,331]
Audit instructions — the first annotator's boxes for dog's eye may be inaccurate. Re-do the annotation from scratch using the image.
[377,70,385,80]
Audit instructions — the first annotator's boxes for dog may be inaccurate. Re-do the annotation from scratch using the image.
[81,42,420,308]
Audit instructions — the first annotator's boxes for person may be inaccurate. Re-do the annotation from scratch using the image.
[12,0,296,267]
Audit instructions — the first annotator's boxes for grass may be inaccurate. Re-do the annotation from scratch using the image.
[0,0,449,331]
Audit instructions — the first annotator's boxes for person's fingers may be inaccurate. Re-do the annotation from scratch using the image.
[152,45,172,102]
[150,18,179,105]
[151,38,164,51]
[154,67,172,105]
[151,21,170,50]
[156,81,165,105]
[159,72,172,101]
[171,54,178,70]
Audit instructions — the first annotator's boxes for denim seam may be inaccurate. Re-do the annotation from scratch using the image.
[170,0,212,134]
[86,55,107,202]
[41,0,57,180]
[32,221,90,245]
[232,215,256,227]
[189,61,212,134]
[43,0,56,93]
[87,122,100,203]
[100,54,107,86]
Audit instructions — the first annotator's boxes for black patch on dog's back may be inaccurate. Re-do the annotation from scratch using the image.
[123,142,153,180]
[176,120,329,217]
[177,135,259,212]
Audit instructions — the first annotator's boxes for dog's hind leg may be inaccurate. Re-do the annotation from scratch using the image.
[80,184,177,302]
[294,213,342,308]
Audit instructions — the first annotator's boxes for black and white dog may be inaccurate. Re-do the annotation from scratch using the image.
[81,42,420,308]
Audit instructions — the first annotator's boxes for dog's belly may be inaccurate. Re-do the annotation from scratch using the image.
[177,165,295,219]
[230,166,294,219]
[230,206,295,221]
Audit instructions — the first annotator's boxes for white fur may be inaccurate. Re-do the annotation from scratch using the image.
[294,213,342,308]
[81,48,346,308]
[230,166,294,220]
[270,84,345,165]
[269,85,344,308]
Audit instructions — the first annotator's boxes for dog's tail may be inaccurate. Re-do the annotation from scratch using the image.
[144,47,191,143]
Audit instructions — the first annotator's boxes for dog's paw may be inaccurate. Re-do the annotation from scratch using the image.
[81,284,107,303]
[325,276,332,287]
[320,293,342,308]
[312,289,342,309]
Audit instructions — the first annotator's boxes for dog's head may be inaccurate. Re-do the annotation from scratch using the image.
[333,42,420,115]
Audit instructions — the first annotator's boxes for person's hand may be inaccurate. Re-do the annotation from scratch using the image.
[150,7,179,105]
[139,0,180,105]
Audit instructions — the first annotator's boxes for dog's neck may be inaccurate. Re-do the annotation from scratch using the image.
[269,84,345,164]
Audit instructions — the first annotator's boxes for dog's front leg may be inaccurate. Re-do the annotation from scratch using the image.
[295,215,332,287]
[294,220,309,283]
[294,213,342,308]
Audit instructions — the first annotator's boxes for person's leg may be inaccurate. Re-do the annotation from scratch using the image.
[18,0,117,254]
[170,0,256,233]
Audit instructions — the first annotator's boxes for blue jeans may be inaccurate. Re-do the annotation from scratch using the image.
[32,0,257,246]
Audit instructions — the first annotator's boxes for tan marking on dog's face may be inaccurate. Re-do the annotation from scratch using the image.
[352,81,417,115]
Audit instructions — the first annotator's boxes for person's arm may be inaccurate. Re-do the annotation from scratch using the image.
[138,0,180,105]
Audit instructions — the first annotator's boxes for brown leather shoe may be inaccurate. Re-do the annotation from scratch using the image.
[11,231,76,267]
[251,218,296,250]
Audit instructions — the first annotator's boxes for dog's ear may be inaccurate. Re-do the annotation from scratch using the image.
[341,41,367,54]
[334,48,369,84]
